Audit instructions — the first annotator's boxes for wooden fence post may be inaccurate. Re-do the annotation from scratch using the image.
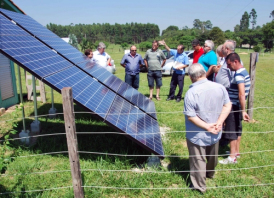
[61,87,84,198]
[247,52,258,120]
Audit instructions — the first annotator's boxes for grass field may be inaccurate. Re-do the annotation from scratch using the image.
[0,45,273,197]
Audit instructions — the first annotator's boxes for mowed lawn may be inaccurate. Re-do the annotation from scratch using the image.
[0,45,273,197]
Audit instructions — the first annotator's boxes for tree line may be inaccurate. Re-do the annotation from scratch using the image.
[47,9,274,52]
[47,22,159,46]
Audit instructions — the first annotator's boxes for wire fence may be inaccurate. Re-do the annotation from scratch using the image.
[1,75,273,195]
[1,106,274,123]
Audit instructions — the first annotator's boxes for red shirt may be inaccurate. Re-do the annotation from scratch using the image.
[193,47,204,63]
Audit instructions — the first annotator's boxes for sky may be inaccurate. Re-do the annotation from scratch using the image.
[11,0,274,34]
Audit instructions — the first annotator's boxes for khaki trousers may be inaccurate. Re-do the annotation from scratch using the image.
[187,139,219,193]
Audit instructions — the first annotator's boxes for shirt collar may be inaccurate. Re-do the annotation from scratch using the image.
[128,53,139,57]
[189,78,208,88]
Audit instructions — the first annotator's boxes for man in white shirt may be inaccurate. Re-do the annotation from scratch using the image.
[93,42,111,68]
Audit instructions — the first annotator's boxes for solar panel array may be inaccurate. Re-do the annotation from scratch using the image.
[0,9,164,157]
[0,8,156,119]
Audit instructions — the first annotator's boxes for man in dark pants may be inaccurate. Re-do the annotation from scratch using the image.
[120,45,144,90]
[159,40,189,102]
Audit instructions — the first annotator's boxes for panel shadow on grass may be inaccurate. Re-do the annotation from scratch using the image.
[7,102,151,165]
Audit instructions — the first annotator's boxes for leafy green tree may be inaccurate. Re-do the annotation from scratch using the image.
[240,11,250,31]
[262,20,274,49]
[270,10,274,21]
[179,36,195,50]
[139,41,152,51]
[208,27,225,46]
[193,19,212,32]
[235,37,243,48]
[234,24,240,33]
[249,9,257,29]
[68,33,78,49]
[121,42,129,49]
[224,30,235,40]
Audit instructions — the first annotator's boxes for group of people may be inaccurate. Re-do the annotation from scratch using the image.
[85,39,251,194]
[184,39,251,193]
[84,42,112,68]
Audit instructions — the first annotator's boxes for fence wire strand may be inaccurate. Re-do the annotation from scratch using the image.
[10,149,274,159]
[1,164,273,177]
[1,106,274,123]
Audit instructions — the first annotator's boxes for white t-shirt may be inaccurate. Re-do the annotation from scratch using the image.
[93,50,110,68]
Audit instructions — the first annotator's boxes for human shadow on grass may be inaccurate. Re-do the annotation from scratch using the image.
[5,102,151,165]
[167,154,191,186]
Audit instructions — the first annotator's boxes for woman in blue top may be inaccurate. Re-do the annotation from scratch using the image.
[198,40,217,81]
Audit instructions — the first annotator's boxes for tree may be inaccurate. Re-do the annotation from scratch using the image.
[239,11,249,31]
[234,24,240,33]
[193,19,212,32]
[179,36,195,50]
[270,10,274,21]
[249,9,257,29]
[224,30,235,40]
[208,27,225,46]
[262,20,274,50]
[68,33,78,49]
[162,25,179,36]
[235,37,243,48]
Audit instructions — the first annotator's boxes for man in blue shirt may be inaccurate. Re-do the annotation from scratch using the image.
[184,63,231,193]
[120,45,144,90]
[159,41,189,102]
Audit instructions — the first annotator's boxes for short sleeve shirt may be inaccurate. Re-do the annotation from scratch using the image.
[93,50,110,68]
[193,47,204,64]
[169,49,189,75]
[144,49,166,71]
[183,79,230,146]
[198,50,217,71]
[120,53,144,75]
[228,68,251,106]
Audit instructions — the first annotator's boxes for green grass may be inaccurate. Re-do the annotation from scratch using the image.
[0,46,273,197]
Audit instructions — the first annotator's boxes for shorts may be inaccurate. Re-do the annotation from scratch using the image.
[147,70,162,88]
[223,105,243,140]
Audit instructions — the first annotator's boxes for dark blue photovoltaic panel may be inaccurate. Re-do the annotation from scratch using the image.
[0,8,157,119]
[0,8,59,38]
[45,67,115,119]
[0,10,164,157]
[105,96,164,155]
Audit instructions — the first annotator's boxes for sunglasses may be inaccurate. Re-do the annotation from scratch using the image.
[131,50,137,51]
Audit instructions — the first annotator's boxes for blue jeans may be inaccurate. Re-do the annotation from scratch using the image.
[125,73,139,90]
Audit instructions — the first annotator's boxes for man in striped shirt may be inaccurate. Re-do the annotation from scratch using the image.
[219,53,251,164]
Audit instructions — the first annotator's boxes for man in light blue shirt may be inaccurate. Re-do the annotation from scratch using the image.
[159,40,189,102]
[184,63,231,193]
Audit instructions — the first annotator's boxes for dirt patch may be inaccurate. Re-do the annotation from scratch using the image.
[238,52,248,55]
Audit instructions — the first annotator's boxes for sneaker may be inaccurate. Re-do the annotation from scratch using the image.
[225,151,241,158]
[219,156,237,164]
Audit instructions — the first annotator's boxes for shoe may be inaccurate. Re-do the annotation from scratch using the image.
[149,96,153,100]
[176,98,181,102]
[166,97,174,101]
[156,97,161,101]
[219,156,237,164]
[225,151,240,158]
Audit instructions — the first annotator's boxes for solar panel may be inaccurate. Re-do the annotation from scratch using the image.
[0,8,157,119]
[0,11,164,157]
